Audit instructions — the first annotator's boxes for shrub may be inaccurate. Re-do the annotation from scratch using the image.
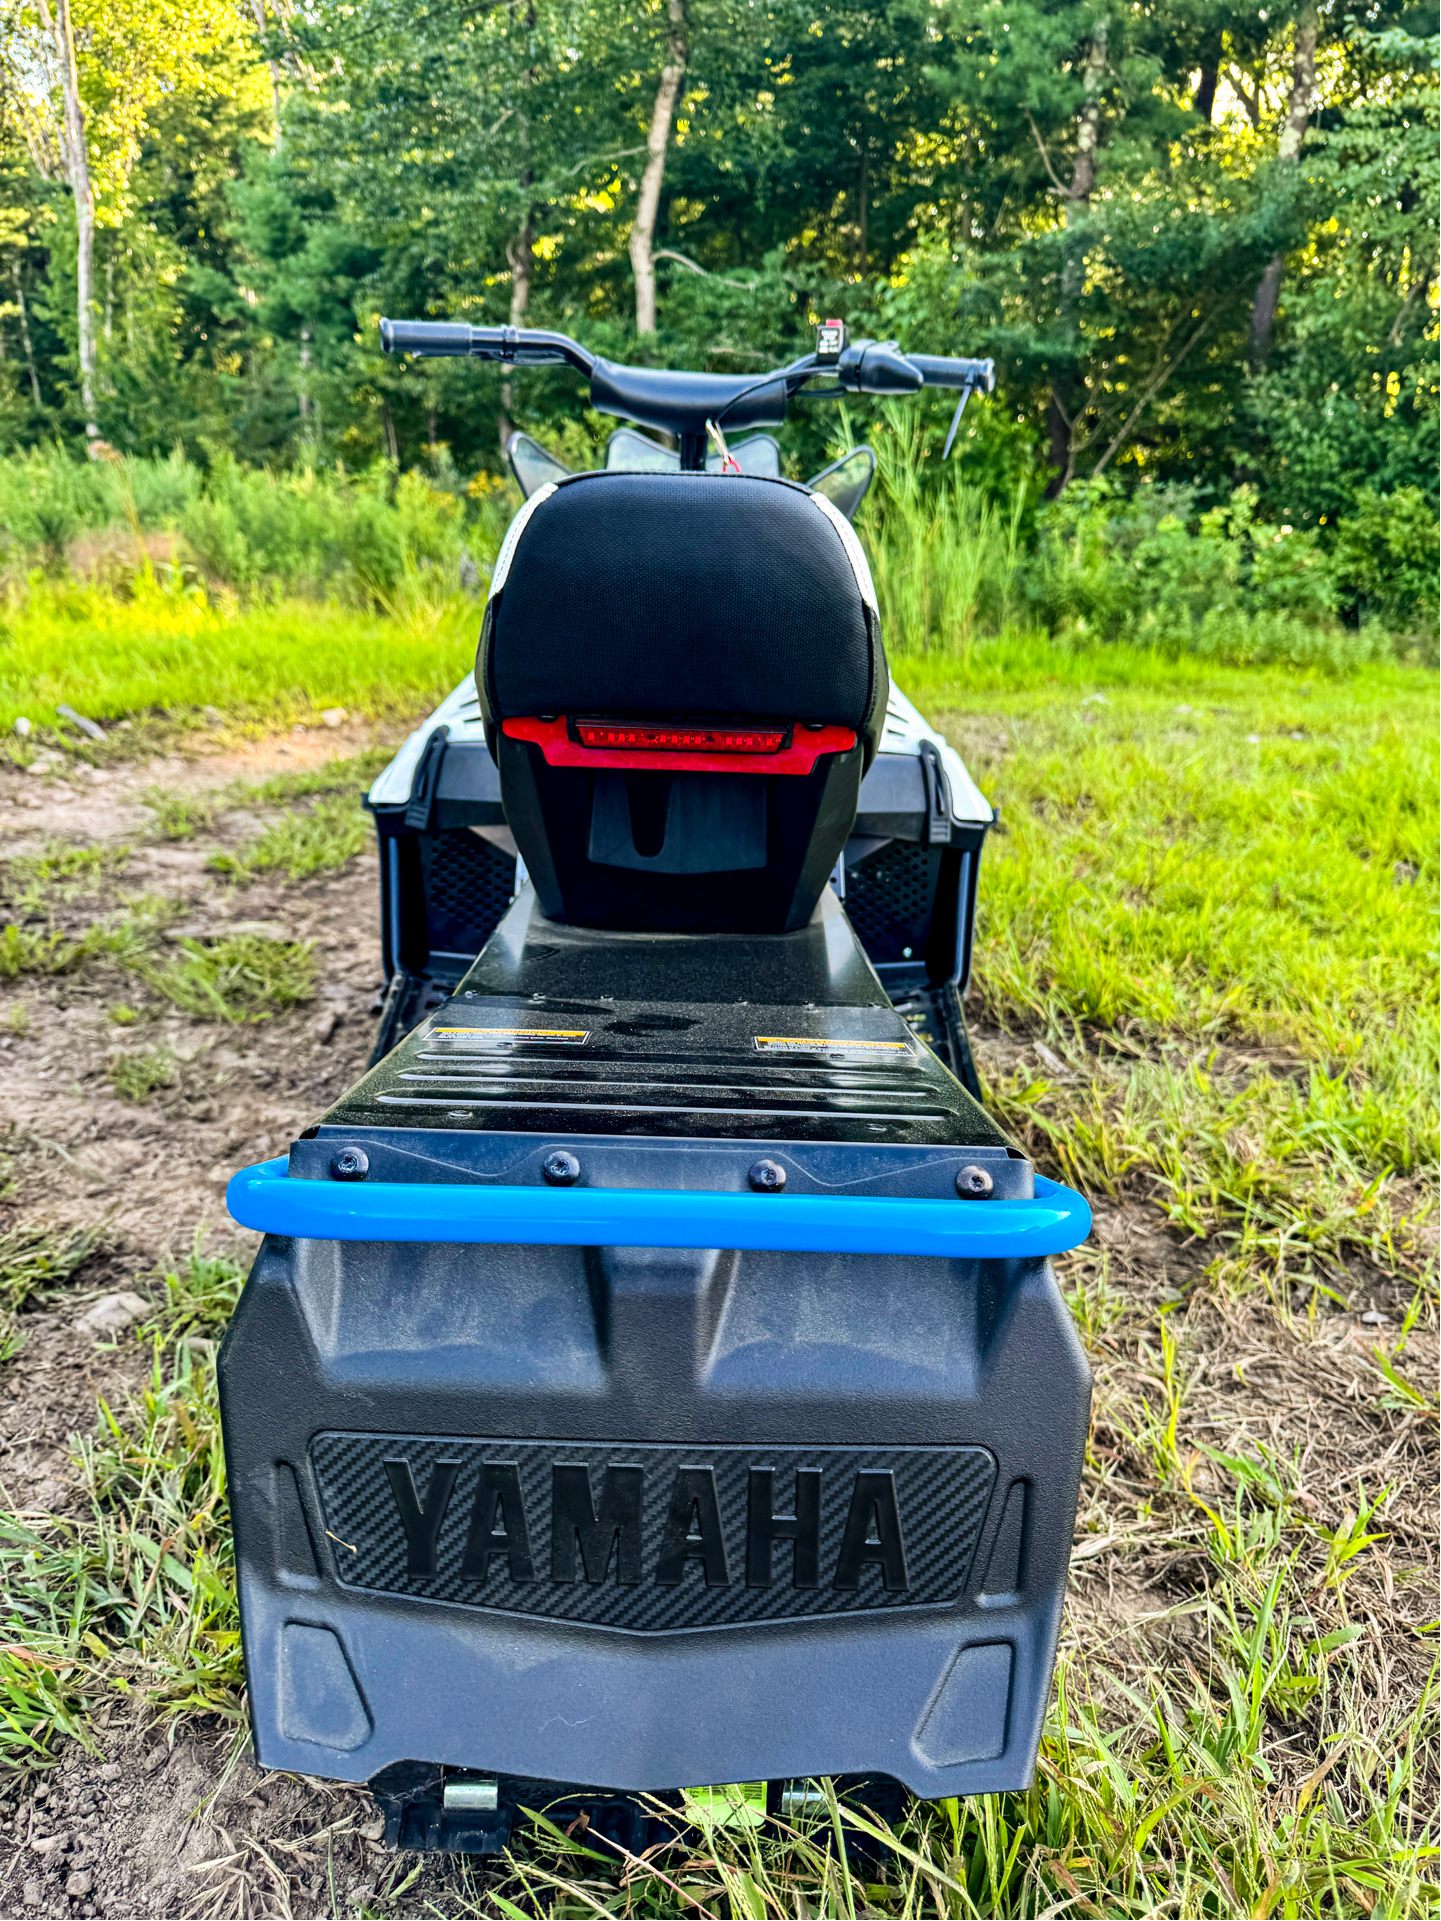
[1329,485,1441,641]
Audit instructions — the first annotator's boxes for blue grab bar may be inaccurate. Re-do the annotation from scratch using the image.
[227,1157,1091,1259]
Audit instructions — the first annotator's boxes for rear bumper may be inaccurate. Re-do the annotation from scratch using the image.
[219,1220,1091,1799]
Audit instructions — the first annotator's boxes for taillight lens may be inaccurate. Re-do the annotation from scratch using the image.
[574,721,787,754]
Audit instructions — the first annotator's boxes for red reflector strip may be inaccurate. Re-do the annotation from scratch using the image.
[501,715,857,776]
[575,721,787,754]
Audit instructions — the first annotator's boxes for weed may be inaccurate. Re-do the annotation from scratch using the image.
[4,842,129,899]
[0,1223,101,1362]
[107,1003,140,1025]
[2,1001,28,1034]
[211,791,369,882]
[0,1335,241,1775]
[128,933,314,1022]
[107,1046,176,1103]
[139,1237,245,1346]
[0,897,173,982]
[142,787,215,841]
[0,922,76,979]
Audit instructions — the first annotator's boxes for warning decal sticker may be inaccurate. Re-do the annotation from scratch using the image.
[430,1026,590,1046]
[754,1035,909,1056]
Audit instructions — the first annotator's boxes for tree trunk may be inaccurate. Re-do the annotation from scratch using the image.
[1248,5,1317,369]
[42,0,97,436]
[629,0,687,335]
[12,262,42,408]
[1047,23,1108,494]
[1067,24,1109,216]
[857,148,868,279]
[1195,60,1219,123]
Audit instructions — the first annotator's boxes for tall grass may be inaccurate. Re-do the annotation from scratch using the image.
[858,412,1028,653]
[0,443,510,605]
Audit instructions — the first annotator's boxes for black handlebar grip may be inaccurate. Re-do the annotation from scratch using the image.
[909,355,996,393]
[379,319,477,356]
[848,340,925,396]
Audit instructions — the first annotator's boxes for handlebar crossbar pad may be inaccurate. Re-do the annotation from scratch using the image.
[589,359,790,437]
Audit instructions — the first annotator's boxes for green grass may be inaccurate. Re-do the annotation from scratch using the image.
[0,1224,101,1364]
[0,905,157,982]
[5,842,131,896]
[0,576,479,738]
[898,643,1438,1305]
[142,787,217,841]
[0,1244,242,1769]
[212,790,370,881]
[128,933,315,1022]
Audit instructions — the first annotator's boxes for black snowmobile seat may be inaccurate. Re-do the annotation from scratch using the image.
[478,471,891,935]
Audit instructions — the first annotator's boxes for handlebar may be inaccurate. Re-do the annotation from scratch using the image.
[910,354,996,393]
[378,319,595,375]
[379,320,994,455]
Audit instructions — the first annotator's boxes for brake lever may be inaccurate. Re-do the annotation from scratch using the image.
[942,385,975,460]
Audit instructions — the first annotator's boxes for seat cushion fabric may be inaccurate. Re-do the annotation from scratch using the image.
[482,471,880,735]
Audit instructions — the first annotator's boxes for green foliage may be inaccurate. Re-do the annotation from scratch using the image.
[138,1239,245,1346]
[0,0,1432,536]
[1028,481,1403,667]
[859,432,1434,667]
[1330,487,1441,644]
[920,651,1437,1287]
[176,459,489,605]
[3,841,130,908]
[0,581,478,736]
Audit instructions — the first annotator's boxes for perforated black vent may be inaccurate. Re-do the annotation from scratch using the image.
[844,841,940,965]
[420,830,516,956]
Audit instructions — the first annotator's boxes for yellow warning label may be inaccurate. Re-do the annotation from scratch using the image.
[431,1026,589,1046]
[754,1034,908,1055]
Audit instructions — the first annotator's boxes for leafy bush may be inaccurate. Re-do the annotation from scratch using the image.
[1028,481,1399,668]
[1329,485,1441,643]
[0,447,200,572]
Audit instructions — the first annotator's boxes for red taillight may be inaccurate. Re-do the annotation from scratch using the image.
[574,720,787,755]
[501,714,857,773]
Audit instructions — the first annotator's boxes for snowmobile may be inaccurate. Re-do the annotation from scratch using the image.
[220,320,1092,1858]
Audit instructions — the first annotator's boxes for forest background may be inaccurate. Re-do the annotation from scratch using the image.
[0,0,1434,660]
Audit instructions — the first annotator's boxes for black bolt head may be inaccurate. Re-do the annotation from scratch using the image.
[543,1150,580,1186]
[749,1158,787,1192]
[331,1147,369,1182]
[956,1163,994,1199]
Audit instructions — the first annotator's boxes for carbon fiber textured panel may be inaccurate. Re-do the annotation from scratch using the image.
[312,1435,995,1631]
